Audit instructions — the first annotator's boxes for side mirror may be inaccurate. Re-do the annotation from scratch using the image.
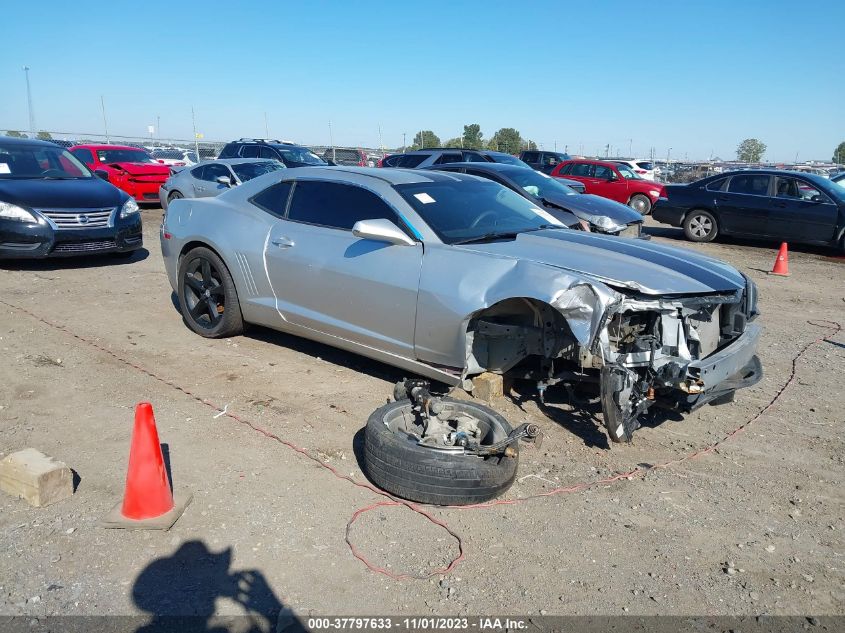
[94,169,110,180]
[216,175,233,187]
[352,218,415,246]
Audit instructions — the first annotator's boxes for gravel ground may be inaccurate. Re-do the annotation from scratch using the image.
[0,210,843,625]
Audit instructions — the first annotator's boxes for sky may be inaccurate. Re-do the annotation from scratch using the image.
[1,1,842,162]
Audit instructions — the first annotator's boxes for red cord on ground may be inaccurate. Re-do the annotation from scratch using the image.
[1,299,839,581]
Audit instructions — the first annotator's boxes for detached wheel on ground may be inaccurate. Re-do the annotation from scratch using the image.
[177,246,244,338]
[628,194,652,215]
[364,397,518,505]
[683,209,719,242]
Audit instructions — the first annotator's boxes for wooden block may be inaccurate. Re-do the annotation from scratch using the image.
[472,372,504,402]
[0,448,73,507]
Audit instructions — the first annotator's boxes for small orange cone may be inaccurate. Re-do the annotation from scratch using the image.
[101,403,191,530]
[769,242,790,276]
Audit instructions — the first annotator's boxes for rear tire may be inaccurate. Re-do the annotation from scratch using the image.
[628,194,652,215]
[363,398,518,505]
[177,246,243,338]
[168,191,184,204]
[683,209,719,242]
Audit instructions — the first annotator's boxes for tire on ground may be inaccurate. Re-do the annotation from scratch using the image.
[363,398,518,505]
[683,209,719,242]
[628,194,652,215]
[177,246,244,338]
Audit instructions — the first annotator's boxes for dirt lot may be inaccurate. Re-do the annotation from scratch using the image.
[1,210,843,624]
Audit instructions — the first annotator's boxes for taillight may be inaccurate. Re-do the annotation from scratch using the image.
[635,169,646,174]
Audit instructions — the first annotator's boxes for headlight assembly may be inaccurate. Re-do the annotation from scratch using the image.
[0,201,38,223]
[119,198,140,219]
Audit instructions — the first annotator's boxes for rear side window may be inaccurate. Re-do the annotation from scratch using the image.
[190,165,206,179]
[71,148,94,163]
[287,181,399,230]
[251,181,293,218]
[394,154,428,168]
[569,162,593,177]
[636,161,654,171]
[240,145,260,158]
[434,153,463,165]
[706,178,727,191]
[728,175,770,196]
[462,151,488,163]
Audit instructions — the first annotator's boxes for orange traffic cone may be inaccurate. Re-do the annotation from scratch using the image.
[769,242,790,276]
[101,403,191,530]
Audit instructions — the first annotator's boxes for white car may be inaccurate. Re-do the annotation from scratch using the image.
[150,148,200,168]
[614,159,657,181]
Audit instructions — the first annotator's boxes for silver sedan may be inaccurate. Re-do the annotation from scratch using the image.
[159,159,284,210]
[160,167,761,443]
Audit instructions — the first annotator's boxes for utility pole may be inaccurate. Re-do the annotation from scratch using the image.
[402,132,406,152]
[156,115,160,141]
[100,95,110,143]
[191,106,200,159]
[328,121,335,163]
[378,124,384,152]
[666,147,672,164]
[23,66,36,134]
[629,138,633,157]
[264,112,269,139]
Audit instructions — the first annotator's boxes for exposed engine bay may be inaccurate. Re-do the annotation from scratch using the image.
[464,276,762,443]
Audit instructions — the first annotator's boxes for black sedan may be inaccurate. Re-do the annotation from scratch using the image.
[0,137,142,259]
[653,170,845,249]
[425,162,644,237]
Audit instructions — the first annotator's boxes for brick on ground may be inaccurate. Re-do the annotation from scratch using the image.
[0,448,73,507]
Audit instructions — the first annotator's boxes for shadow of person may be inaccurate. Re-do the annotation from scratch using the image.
[133,540,302,633]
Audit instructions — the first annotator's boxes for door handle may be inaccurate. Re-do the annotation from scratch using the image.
[271,237,295,248]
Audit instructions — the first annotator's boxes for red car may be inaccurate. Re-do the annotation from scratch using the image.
[550,159,666,214]
[70,144,170,204]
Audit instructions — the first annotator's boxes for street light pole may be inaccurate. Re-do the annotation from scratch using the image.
[23,66,36,134]
[100,95,110,144]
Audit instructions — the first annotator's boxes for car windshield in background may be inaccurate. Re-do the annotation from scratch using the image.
[152,150,183,159]
[0,144,92,179]
[395,179,565,244]
[616,165,641,179]
[96,149,153,163]
[278,148,326,165]
[636,161,654,170]
[488,153,530,167]
[507,168,579,199]
[232,161,284,182]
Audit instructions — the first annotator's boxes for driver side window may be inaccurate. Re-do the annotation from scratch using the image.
[287,181,403,231]
[594,165,614,179]
[200,163,231,182]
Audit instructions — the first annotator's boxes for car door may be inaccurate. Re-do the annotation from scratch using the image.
[715,174,772,236]
[590,164,629,203]
[263,179,422,357]
[193,163,232,197]
[768,176,838,242]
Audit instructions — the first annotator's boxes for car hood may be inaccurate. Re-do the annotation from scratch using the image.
[542,192,642,225]
[458,229,745,295]
[107,162,171,176]
[0,177,125,209]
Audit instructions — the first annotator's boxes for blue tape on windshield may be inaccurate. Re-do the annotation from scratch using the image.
[399,214,423,240]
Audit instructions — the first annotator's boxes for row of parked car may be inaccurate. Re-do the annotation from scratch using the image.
[2,133,844,264]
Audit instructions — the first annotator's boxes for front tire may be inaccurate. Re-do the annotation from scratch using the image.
[683,209,719,242]
[363,398,518,505]
[177,246,243,338]
[628,194,652,215]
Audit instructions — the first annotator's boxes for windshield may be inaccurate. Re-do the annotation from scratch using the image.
[616,164,641,179]
[152,149,183,159]
[277,147,326,165]
[487,153,530,167]
[96,149,154,164]
[395,179,565,244]
[0,143,92,179]
[232,161,285,182]
[506,168,579,199]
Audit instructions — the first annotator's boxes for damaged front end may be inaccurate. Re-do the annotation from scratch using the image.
[466,274,762,443]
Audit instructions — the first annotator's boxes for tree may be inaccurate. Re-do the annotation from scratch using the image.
[487,128,524,154]
[443,137,463,148]
[736,138,766,163]
[5,130,26,138]
[833,141,845,164]
[36,130,53,140]
[412,130,440,150]
[461,124,483,150]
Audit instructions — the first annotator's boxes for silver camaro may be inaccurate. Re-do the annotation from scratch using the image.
[159,158,285,210]
[160,167,761,442]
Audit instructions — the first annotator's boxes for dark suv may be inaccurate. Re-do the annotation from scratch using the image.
[519,150,572,174]
[380,148,491,169]
[218,139,328,168]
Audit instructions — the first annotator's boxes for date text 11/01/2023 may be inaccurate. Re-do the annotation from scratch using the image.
[306,617,528,630]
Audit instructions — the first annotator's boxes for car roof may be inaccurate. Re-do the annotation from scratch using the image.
[199,158,282,166]
[287,166,475,185]
[567,158,619,167]
[424,162,522,175]
[0,136,66,148]
[71,144,144,151]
